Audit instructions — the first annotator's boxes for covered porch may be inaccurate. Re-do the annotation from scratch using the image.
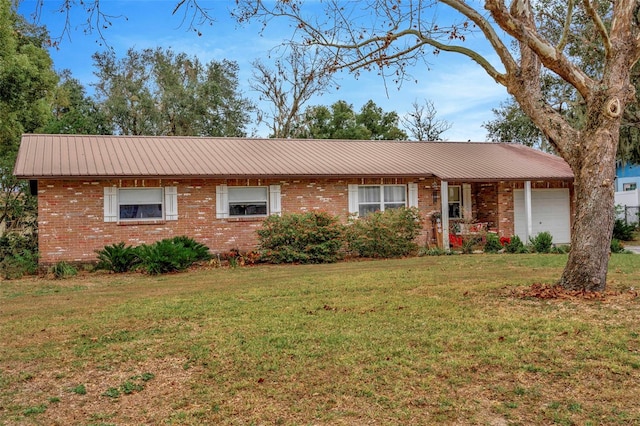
[430,180,573,250]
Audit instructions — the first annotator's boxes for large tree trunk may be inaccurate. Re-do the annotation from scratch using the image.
[559,129,617,292]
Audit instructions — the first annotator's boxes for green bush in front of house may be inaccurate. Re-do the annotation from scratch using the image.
[94,237,211,275]
[610,238,630,254]
[0,232,38,279]
[482,232,503,253]
[504,235,529,254]
[346,207,422,258]
[257,211,345,264]
[50,261,77,279]
[529,231,554,253]
[94,242,141,273]
[136,236,212,275]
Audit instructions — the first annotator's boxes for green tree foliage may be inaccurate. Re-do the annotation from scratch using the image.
[357,100,408,140]
[92,47,254,136]
[484,99,547,149]
[0,1,57,237]
[42,69,111,135]
[294,100,407,140]
[0,0,57,153]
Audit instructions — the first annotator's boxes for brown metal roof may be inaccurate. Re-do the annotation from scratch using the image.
[14,134,574,181]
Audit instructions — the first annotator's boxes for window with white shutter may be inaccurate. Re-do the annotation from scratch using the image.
[103,187,178,222]
[216,185,281,218]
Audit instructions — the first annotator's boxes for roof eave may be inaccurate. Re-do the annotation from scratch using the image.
[18,173,574,181]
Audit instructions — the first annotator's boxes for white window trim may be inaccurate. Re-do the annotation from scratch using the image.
[447,183,473,220]
[348,183,415,217]
[448,185,462,219]
[103,186,178,223]
[462,183,472,219]
[216,184,281,219]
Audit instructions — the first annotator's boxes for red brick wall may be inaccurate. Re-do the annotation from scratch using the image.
[35,177,572,264]
[37,177,437,264]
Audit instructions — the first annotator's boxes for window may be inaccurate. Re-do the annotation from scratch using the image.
[228,187,268,216]
[448,185,461,219]
[104,186,178,223]
[356,185,407,216]
[119,188,163,220]
[215,185,281,219]
[623,182,637,191]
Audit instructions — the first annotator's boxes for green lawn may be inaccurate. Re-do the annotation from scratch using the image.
[1,254,639,425]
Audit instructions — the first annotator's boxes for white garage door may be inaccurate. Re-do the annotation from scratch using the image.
[514,188,571,244]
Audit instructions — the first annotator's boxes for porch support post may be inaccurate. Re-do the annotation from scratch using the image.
[441,181,449,251]
[524,180,533,241]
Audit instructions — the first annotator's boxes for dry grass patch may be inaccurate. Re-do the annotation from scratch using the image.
[1,254,639,425]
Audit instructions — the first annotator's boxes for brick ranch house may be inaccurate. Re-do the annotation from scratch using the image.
[14,134,574,265]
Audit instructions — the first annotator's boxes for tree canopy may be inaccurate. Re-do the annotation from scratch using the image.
[293,100,407,140]
[41,70,111,135]
[92,47,255,136]
[483,0,640,162]
[0,0,57,155]
[0,0,56,234]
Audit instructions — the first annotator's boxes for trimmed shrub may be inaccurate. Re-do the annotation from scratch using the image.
[257,212,345,264]
[504,235,528,254]
[529,231,553,253]
[483,232,503,253]
[347,207,422,258]
[94,242,141,273]
[136,236,212,275]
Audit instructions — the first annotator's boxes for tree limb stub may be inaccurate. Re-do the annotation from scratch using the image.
[605,97,622,118]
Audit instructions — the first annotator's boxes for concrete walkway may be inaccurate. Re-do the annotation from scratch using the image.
[625,245,640,254]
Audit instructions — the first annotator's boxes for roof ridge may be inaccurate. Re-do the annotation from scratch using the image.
[23,133,519,145]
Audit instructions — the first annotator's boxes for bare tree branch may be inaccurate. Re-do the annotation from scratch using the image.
[250,45,336,138]
[582,0,611,55]
[401,99,452,141]
[556,0,574,52]
[485,0,594,100]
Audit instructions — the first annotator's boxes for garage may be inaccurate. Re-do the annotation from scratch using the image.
[514,188,571,244]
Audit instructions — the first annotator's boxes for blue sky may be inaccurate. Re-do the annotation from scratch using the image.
[18,1,510,141]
